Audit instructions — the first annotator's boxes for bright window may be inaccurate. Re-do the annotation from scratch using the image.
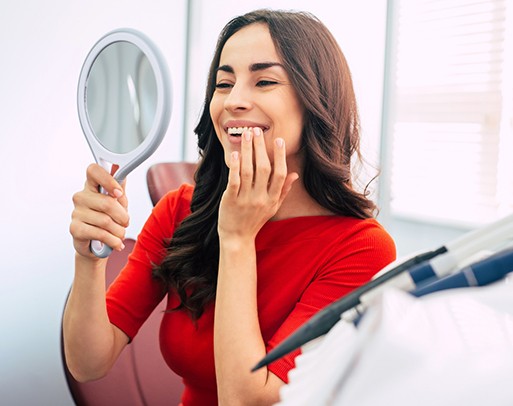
[382,0,513,227]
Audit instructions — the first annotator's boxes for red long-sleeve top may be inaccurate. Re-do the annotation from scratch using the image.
[106,184,396,405]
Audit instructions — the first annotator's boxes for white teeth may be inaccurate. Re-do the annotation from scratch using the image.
[227,126,248,135]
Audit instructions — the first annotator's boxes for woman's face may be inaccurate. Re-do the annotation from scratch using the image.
[210,23,305,171]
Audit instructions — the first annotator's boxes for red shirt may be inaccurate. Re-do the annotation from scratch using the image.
[106,184,396,405]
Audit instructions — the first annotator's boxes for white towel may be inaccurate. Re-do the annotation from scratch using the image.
[277,279,513,406]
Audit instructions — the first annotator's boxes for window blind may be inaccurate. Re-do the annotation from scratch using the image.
[385,0,512,227]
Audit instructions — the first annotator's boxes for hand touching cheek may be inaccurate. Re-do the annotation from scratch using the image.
[218,127,299,242]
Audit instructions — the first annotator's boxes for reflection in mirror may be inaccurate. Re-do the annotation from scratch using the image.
[86,41,157,154]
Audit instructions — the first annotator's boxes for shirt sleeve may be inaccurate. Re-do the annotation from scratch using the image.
[105,184,193,340]
[266,220,397,382]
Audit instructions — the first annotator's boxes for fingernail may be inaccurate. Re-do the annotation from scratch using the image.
[275,138,284,148]
[244,129,252,141]
[113,189,123,198]
[254,127,262,137]
[118,243,125,251]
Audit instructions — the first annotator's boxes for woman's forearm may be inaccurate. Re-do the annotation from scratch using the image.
[214,130,293,404]
[214,238,282,406]
[63,253,128,382]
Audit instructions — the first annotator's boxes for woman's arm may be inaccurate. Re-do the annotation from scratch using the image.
[63,255,129,381]
[63,164,130,382]
[215,128,298,405]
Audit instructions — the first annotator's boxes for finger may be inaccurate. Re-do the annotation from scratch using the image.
[73,206,127,241]
[72,190,130,228]
[117,179,129,209]
[252,127,271,191]
[280,172,300,204]
[70,218,126,252]
[239,128,254,194]
[85,163,124,198]
[225,151,241,197]
[268,138,288,199]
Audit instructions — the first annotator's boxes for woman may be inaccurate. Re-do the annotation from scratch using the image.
[64,9,396,406]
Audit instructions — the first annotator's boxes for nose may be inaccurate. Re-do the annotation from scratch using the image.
[224,82,253,112]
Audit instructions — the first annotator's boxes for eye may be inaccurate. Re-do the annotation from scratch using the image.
[256,80,278,87]
[215,82,233,89]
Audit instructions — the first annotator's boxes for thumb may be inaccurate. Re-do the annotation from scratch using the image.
[279,172,300,204]
[117,179,129,209]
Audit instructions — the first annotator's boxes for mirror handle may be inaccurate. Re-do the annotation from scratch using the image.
[90,240,113,258]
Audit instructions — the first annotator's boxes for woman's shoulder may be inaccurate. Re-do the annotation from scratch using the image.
[156,183,194,207]
[337,216,397,265]
[340,216,392,237]
[259,215,396,257]
[309,216,396,275]
[330,216,395,250]
[150,183,194,229]
[262,215,391,241]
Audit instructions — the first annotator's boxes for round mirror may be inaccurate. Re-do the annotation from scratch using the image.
[77,28,172,257]
[78,27,171,182]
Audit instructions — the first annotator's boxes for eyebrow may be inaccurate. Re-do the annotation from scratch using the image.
[216,62,285,74]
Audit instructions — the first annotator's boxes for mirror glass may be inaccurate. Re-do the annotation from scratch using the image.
[86,41,158,154]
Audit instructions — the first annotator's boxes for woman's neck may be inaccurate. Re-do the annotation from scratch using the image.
[272,178,334,221]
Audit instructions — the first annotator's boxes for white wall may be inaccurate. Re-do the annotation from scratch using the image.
[0,1,387,404]
[0,1,186,404]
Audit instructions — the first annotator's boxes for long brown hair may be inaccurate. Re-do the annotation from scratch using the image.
[153,9,376,320]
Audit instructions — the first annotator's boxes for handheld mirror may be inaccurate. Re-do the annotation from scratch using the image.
[78,28,172,258]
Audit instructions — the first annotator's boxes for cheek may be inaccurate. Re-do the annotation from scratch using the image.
[289,107,305,152]
[283,121,304,155]
[209,100,231,165]
[275,92,304,151]
[209,97,222,130]
[210,111,223,144]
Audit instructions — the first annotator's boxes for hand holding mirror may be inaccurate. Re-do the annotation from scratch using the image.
[77,28,172,258]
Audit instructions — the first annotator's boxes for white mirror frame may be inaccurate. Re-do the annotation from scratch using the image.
[77,27,172,182]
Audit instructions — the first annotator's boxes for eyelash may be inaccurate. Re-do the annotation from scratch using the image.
[214,80,278,89]
[215,83,232,89]
[256,80,278,87]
